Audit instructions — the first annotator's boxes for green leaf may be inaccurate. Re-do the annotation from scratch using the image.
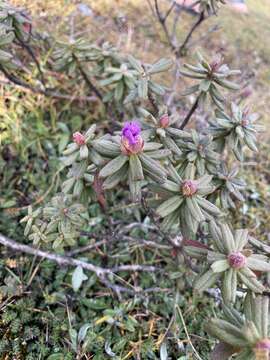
[80,144,89,159]
[181,84,200,96]
[193,269,220,293]
[99,155,127,178]
[114,80,124,101]
[139,153,167,183]
[238,267,265,293]
[211,259,229,273]
[69,328,78,352]
[0,49,13,62]
[160,342,168,360]
[47,355,65,360]
[73,179,84,197]
[128,55,143,73]
[143,142,162,151]
[235,229,249,250]
[148,58,173,74]
[146,149,171,159]
[220,223,235,253]
[102,164,128,190]
[215,78,240,90]
[156,196,183,217]
[78,324,91,343]
[0,31,15,46]
[246,257,270,272]
[148,81,165,95]
[206,319,248,348]
[129,155,144,181]
[128,172,141,202]
[186,196,205,222]
[138,78,148,99]
[92,140,121,157]
[196,196,221,216]
[222,268,237,304]
[72,266,88,292]
[161,180,180,193]
[199,79,211,92]
[161,136,182,156]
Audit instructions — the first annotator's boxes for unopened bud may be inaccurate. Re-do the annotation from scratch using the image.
[255,339,270,350]
[228,252,246,269]
[182,180,197,197]
[159,114,170,128]
[73,132,86,146]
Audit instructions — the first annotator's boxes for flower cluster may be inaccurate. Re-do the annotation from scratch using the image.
[209,103,263,161]
[93,120,170,201]
[154,164,221,235]
[181,53,240,110]
[176,131,219,176]
[193,222,270,303]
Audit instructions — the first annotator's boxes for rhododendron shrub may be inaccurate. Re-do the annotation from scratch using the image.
[0,1,269,359]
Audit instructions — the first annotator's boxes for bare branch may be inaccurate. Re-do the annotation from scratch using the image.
[0,233,157,277]
[73,54,103,100]
[177,11,205,57]
[180,95,200,129]
[0,66,97,102]
[16,35,46,86]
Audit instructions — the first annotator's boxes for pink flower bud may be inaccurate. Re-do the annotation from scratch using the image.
[210,55,223,72]
[73,132,86,146]
[23,22,32,34]
[182,180,197,197]
[159,114,170,128]
[241,119,249,127]
[255,339,270,350]
[241,87,252,99]
[228,252,246,269]
[121,136,144,155]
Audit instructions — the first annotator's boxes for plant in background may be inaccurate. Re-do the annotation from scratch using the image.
[22,194,87,249]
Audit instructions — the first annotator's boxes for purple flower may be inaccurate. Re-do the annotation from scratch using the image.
[122,121,141,145]
[121,121,144,155]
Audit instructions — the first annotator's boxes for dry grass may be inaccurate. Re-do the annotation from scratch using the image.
[11,0,270,127]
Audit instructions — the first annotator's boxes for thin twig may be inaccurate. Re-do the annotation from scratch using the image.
[164,1,176,21]
[73,54,103,100]
[153,0,176,52]
[0,233,157,277]
[176,11,205,57]
[0,67,97,102]
[66,239,108,256]
[148,92,159,116]
[16,35,46,86]
[180,95,200,129]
